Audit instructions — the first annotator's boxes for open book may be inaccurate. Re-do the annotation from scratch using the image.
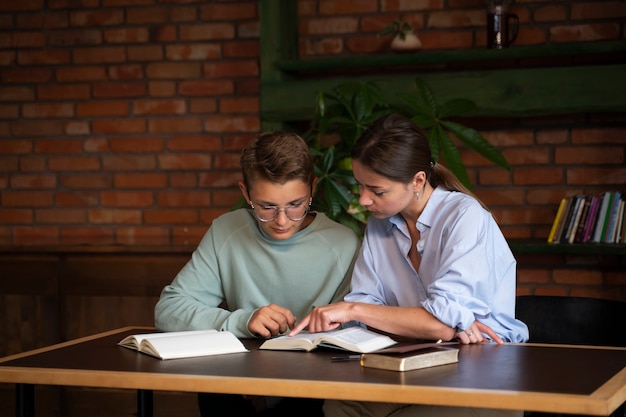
[259,326,397,353]
[118,329,249,360]
[360,341,459,371]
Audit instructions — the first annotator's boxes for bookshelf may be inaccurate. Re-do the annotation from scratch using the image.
[508,239,626,255]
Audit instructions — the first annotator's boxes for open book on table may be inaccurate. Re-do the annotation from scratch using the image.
[118,329,249,360]
[259,326,397,353]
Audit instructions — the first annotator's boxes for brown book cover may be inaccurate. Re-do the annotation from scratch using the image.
[360,344,459,372]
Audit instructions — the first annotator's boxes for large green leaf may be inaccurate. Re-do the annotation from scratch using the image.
[441,120,509,170]
[435,125,472,189]
[438,98,476,118]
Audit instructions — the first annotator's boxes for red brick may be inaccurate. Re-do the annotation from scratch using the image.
[83,138,109,153]
[108,65,144,80]
[304,17,359,35]
[133,99,186,115]
[114,173,168,189]
[11,120,65,137]
[101,155,156,171]
[534,5,567,22]
[0,0,45,12]
[48,29,103,46]
[204,116,259,133]
[517,269,551,284]
[214,153,241,169]
[65,121,90,136]
[167,135,222,151]
[60,227,114,245]
[128,45,164,62]
[33,139,81,154]
[88,208,142,224]
[553,269,603,286]
[572,128,626,145]
[0,32,45,48]
[19,156,45,172]
[199,171,241,188]
[157,191,211,207]
[38,84,90,100]
[145,62,202,79]
[571,2,626,20]
[157,154,212,170]
[513,168,564,186]
[189,98,218,114]
[35,208,87,224]
[76,101,130,117]
[10,174,56,189]
[16,11,68,29]
[100,191,154,207]
[48,156,100,171]
[109,137,164,153]
[212,189,242,207]
[148,117,203,134]
[416,30,474,49]
[318,0,377,15]
[0,51,16,65]
[55,191,100,206]
[0,209,33,224]
[179,23,235,41]
[13,226,60,246]
[2,191,53,207]
[223,41,260,58]
[170,172,198,188]
[566,167,626,185]
[0,104,19,118]
[199,3,257,20]
[70,9,124,27]
[92,119,146,134]
[149,81,176,97]
[18,50,70,65]
[219,97,258,114]
[116,226,171,246]
[172,225,206,246]
[126,7,181,24]
[550,23,620,42]
[2,69,53,83]
[56,66,108,82]
[556,146,623,164]
[73,46,126,64]
[92,82,146,98]
[0,140,32,154]
[104,28,149,43]
[58,175,110,190]
[203,59,259,80]
[0,86,35,102]
[22,103,74,118]
[144,209,199,224]
[178,80,234,96]
[166,44,221,60]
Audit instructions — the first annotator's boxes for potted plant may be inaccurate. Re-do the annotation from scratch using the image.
[377,19,422,52]
[305,78,509,234]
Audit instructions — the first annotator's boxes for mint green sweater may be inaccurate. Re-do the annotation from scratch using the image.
[155,209,360,338]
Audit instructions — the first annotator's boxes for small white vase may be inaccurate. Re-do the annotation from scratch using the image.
[390,32,422,52]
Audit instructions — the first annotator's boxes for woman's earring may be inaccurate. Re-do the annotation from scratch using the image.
[415,192,420,199]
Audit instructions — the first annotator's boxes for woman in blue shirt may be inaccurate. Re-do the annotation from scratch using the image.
[291,114,528,417]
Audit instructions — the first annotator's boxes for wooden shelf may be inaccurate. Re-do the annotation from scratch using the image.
[508,240,626,255]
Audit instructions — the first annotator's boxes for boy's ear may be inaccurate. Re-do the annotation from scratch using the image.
[238,181,250,202]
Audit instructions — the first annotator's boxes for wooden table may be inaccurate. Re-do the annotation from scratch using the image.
[1,327,625,417]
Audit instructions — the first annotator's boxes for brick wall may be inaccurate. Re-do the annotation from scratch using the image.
[0,1,625,299]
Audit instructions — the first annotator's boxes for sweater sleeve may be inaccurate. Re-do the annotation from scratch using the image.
[154,224,255,337]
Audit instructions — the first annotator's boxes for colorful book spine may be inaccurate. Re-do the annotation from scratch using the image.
[547,198,567,243]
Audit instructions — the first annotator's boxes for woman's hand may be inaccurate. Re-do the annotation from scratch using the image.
[456,321,503,345]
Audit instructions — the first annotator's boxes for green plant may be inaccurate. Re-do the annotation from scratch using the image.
[305,78,509,233]
[377,19,413,41]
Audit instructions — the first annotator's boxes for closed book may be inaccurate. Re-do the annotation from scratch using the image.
[573,195,591,243]
[547,198,567,243]
[591,192,612,243]
[605,192,622,243]
[582,196,600,243]
[553,196,574,243]
[561,195,583,243]
[566,195,586,244]
[360,345,459,372]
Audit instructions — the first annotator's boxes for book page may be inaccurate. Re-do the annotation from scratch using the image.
[317,327,397,353]
[141,330,248,360]
[118,329,218,350]
[259,332,318,351]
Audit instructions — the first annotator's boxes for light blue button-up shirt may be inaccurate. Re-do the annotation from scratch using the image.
[346,187,529,343]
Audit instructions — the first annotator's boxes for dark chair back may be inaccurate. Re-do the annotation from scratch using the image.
[515,295,626,347]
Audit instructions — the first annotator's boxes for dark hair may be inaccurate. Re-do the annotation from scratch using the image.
[351,114,485,207]
[240,131,314,189]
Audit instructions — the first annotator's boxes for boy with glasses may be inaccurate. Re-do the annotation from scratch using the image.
[155,131,360,417]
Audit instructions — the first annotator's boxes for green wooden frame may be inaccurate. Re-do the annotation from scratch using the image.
[259,0,626,129]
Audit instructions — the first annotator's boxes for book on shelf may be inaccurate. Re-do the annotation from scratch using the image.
[259,326,397,353]
[360,341,459,372]
[548,191,625,245]
[118,329,249,360]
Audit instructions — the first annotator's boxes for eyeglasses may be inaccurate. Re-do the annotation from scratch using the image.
[249,200,311,222]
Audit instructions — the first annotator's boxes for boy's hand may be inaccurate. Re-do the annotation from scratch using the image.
[248,304,296,338]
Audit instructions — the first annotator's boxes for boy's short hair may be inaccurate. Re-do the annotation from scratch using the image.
[241,131,314,189]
